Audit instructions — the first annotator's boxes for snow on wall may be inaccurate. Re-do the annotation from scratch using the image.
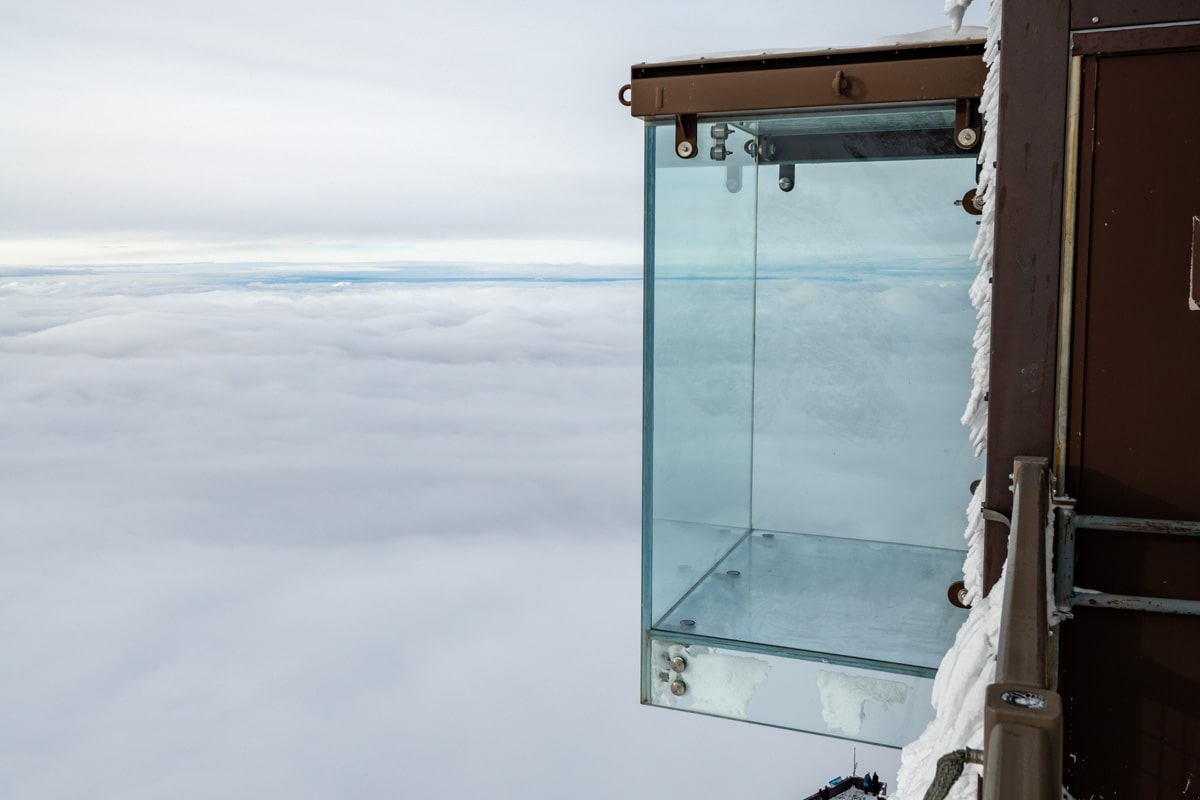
[816,671,910,738]
[892,1,1003,797]
[651,641,771,719]
[894,580,1004,799]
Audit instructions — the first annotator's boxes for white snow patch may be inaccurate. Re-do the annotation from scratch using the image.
[652,642,771,719]
[817,671,910,737]
[871,25,986,45]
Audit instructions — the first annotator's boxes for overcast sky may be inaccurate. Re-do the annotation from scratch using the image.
[1,0,984,266]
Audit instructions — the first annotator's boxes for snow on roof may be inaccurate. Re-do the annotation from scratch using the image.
[869,25,986,45]
[638,26,985,67]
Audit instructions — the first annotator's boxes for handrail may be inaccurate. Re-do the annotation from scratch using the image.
[995,457,1050,688]
[982,456,1063,800]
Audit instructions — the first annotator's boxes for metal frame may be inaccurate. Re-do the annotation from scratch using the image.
[1055,510,1200,615]
[625,40,986,162]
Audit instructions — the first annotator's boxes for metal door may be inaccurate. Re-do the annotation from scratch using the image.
[1057,28,1200,799]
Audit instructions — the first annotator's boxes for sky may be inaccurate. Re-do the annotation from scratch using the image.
[0,0,985,267]
[0,1,989,797]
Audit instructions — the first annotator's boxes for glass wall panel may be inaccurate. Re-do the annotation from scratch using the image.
[647,637,936,748]
[642,106,980,742]
[646,122,758,621]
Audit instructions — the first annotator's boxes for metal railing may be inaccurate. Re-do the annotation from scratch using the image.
[1055,510,1200,616]
[982,456,1063,800]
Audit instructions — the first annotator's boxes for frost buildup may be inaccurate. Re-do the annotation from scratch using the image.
[892,1,1004,798]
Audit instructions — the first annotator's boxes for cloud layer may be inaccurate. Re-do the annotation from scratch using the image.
[0,270,894,798]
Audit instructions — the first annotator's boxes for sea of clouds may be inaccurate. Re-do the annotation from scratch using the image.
[0,267,894,799]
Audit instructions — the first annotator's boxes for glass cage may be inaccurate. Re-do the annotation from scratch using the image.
[641,104,982,746]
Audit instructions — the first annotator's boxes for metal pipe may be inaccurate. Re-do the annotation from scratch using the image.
[1068,592,1200,616]
[1074,514,1200,536]
[1053,55,1083,485]
[1053,505,1077,614]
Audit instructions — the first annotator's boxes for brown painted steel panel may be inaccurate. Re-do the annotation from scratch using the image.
[1059,44,1200,800]
[983,0,1070,595]
[628,54,985,119]
[1071,0,1199,31]
[1059,609,1200,799]
[1073,21,1200,55]
[1069,49,1200,520]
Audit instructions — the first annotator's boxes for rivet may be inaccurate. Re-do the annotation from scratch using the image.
[726,570,741,577]
[956,128,979,148]
[676,141,695,158]
[670,679,688,696]
[1091,16,1100,23]
[670,656,688,673]
[679,619,696,627]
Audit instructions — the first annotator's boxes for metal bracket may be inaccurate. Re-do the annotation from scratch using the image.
[1055,508,1200,616]
[982,508,1012,528]
[674,114,698,159]
[955,97,981,150]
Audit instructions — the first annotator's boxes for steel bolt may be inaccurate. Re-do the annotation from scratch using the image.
[778,175,794,192]
[956,128,979,148]
[1091,16,1100,23]
[676,141,695,158]
[670,680,688,697]
[670,656,688,673]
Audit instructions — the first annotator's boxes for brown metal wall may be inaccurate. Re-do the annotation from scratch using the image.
[986,3,1200,797]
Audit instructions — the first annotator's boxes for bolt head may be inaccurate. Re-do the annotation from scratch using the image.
[676,141,695,158]
[778,176,794,192]
[670,680,687,697]
[670,656,687,673]
[956,128,979,148]
[1091,16,1100,23]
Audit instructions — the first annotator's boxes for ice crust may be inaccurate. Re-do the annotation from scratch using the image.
[893,1,1002,797]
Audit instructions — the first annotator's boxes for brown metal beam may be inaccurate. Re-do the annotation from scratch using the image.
[1072,20,1200,55]
[982,0,1071,596]
[628,45,985,121]
[1071,0,1199,30]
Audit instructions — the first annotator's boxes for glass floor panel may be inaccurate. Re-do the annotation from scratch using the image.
[652,526,967,670]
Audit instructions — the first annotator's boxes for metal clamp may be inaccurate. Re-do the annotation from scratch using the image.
[674,114,698,159]
[955,98,981,150]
